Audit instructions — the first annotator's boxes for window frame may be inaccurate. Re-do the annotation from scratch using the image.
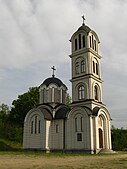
[80,117,83,132]
[75,38,77,50]
[78,85,85,100]
[75,118,78,132]
[31,121,34,134]
[77,133,82,141]
[82,35,85,48]
[35,116,37,134]
[78,34,81,49]
[56,124,59,133]
[38,120,41,134]
[81,60,85,73]
[96,63,99,75]
[75,62,80,74]
[94,85,98,100]
[93,61,95,74]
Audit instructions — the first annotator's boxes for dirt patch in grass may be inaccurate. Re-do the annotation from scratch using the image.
[0,152,127,169]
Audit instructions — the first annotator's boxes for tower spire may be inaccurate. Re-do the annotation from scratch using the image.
[51,66,56,77]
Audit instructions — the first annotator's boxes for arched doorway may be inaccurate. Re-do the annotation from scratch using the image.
[99,128,103,148]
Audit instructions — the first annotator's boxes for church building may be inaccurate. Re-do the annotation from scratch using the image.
[23,19,112,154]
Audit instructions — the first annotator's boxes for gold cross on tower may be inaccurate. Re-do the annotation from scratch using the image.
[51,66,56,77]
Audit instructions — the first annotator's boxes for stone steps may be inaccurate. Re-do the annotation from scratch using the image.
[99,149,116,154]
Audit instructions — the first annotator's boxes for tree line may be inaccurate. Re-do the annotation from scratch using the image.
[0,87,39,142]
[0,87,127,151]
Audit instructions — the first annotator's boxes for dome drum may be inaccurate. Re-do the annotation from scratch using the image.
[39,77,67,105]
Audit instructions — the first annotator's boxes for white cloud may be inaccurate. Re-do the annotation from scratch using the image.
[0,0,127,128]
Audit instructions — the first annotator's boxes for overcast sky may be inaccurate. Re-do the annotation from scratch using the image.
[0,0,127,128]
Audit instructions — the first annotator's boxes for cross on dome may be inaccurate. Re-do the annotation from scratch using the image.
[51,66,56,77]
[82,15,86,25]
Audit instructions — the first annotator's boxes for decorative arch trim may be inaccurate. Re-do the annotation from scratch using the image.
[90,30,100,43]
[92,106,111,120]
[24,106,53,123]
[75,82,88,101]
[92,82,101,101]
[92,57,99,76]
[55,105,70,119]
[67,106,92,119]
[75,56,86,74]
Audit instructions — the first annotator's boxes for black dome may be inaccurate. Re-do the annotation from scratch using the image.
[42,76,67,88]
[77,24,91,33]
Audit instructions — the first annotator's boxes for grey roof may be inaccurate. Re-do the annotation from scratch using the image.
[38,106,53,120]
[37,104,70,120]
[92,106,100,116]
[92,106,111,119]
[70,23,100,43]
[42,76,67,88]
[55,106,70,119]
[77,23,91,33]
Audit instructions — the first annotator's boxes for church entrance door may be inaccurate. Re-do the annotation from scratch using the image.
[99,128,103,148]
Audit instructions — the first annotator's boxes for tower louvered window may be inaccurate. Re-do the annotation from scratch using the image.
[76,62,80,74]
[78,85,85,100]
[93,61,95,73]
[96,63,98,75]
[82,35,85,48]
[94,85,98,100]
[81,60,85,73]
[79,34,81,49]
[75,38,77,50]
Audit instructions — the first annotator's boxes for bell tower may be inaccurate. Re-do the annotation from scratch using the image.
[70,17,103,109]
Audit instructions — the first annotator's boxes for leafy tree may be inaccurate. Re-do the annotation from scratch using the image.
[9,87,39,126]
[66,93,72,105]
[111,126,127,151]
[0,104,10,118]
[0,104,10,138]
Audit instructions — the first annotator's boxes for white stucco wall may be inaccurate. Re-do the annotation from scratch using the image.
[23,108,46,149]
[66,107,91,150]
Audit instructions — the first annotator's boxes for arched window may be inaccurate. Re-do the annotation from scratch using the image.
[96,63,98,75]
[51,87,55,102]
[90,36,92,48]
[98,116,103,127]
[31,116,41,134]
[75,118,77,132]
[92,35,94,49]
[80,117,83,132]
[94,85,98,100]
[79,34,81,49]
[31,121,34,134]
[94,40,97,51]
[78,85,85,100]
[56,124,59,133]
[93,61,95,73]
[93,60,99,75]
[82,35,85,48]
[35,116,37,134]
[75,38,77,50]
[74,116,83,132]
[74,114,83,142]
[38,120,41,133]
[81,60,85,73]
[75,62,80,74]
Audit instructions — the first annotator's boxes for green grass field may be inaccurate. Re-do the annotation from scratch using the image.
[0,151,127,169]
[0,138,127,169]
